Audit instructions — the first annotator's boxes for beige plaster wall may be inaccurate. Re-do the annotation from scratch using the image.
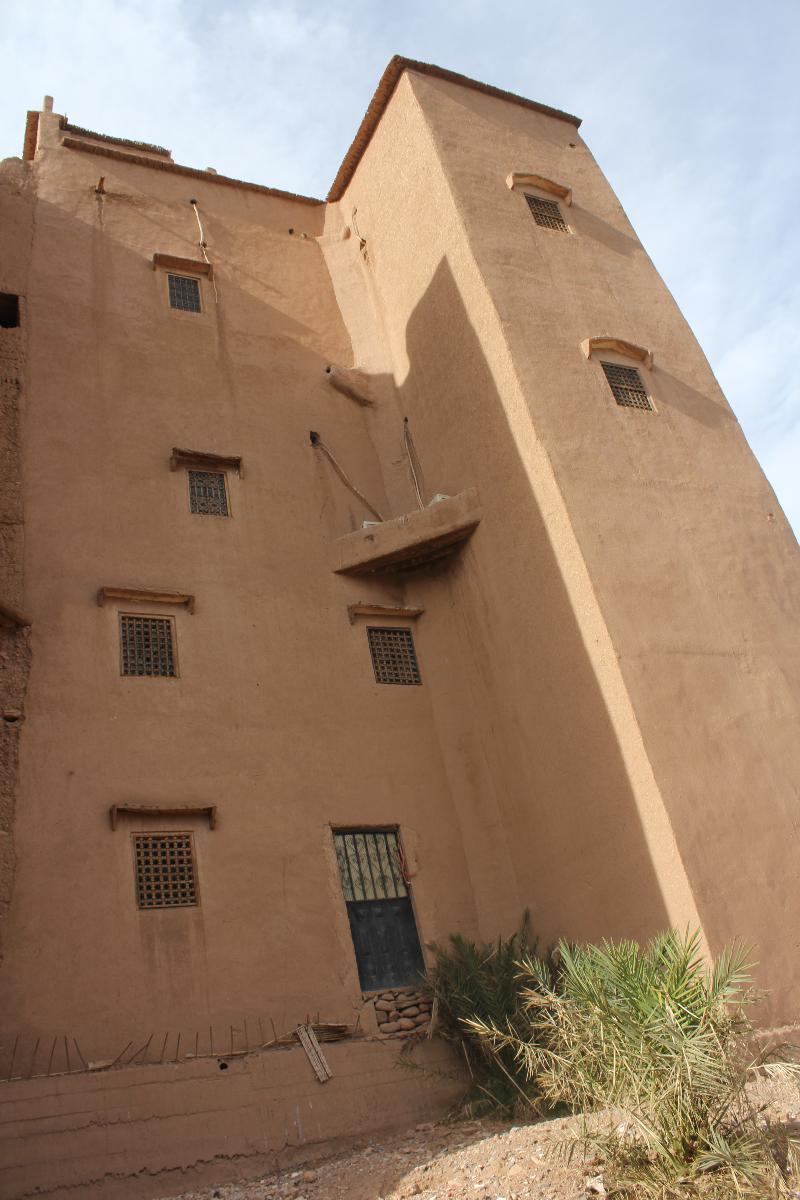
[336,69,800,1019]
[332,73,703,958]
[0,126,479,1064]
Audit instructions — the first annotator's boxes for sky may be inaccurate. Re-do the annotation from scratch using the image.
[2,0,798,535]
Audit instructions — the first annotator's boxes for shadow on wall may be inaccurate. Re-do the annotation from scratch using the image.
[392,257,678,947]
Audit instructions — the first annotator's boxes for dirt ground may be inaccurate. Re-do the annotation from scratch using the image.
[163,1077,800,1200]
[165,1112,588,1200]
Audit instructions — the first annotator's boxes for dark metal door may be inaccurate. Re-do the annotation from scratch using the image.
[334,830,425,991]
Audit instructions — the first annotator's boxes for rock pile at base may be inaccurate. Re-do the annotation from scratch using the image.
[371,986,431,1035]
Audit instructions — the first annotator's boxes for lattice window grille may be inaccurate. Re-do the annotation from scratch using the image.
[334,830,408,901]
[524,193,568,232]
[167,274,201,313]
[120,615,176,677]
[367,627,421,686]
[188,470,229,516]
[133,833,198,909]
[601,362,654,411]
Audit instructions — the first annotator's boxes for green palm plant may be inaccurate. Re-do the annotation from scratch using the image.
[423,912,543,1116]
[466,930,800,1197]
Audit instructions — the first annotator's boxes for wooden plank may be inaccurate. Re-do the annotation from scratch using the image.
[295,1024,333,1082]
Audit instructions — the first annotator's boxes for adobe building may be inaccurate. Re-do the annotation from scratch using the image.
[0,55,798,1198]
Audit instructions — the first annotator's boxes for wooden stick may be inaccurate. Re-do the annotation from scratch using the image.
[28,1036,40,1078]
[7,1035,18,1081]
[131,1034,153,1065]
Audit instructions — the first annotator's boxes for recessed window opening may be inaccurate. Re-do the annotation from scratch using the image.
[601,361,654,411]
[133,832,197,909]
[167,274,201,313]
[367,627,421,686]
[120,614,176,677]
[0,293,20,328]
[334,829,425,990]
[188,469,229,516]
[524,193,568,232]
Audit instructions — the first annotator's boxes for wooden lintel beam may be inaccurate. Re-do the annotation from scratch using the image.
[97,586,195,613]
[347,603,424,625]
[506,171,572,205]
[152,253,213,278]
[170,447,243,477]
[110,804,217,831]
[581,336,654,370]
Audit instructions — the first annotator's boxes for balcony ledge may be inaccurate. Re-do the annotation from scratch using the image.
[331,489,481,575]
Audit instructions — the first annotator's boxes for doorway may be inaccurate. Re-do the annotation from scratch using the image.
[333,829,425,991]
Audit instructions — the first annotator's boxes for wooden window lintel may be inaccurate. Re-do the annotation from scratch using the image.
[506,172,572,206]
[110,804,216,830]
[152,253,213,278]
[170,447,243,477]
[347,603,424,625]
[98,586,195,613]
[581,336,654,370]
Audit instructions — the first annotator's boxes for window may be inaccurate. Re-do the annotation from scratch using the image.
[120,614,176,677]
[601,361,654,411]
[334,830,424,990]
[188,469,229,516]
[0,293,20,328]
[367,627,421,685]
[167,274,201,313]
[524,193,568,232]
[133,833,197,909]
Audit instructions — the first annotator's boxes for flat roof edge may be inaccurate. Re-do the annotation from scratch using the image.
[327,55,582,202]
[61,138,324,205]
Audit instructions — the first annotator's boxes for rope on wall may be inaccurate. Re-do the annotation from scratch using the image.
[190,199,219,303]
[309,431,384,522]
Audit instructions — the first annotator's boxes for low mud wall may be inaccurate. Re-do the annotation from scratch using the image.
[0,1035,462,1200]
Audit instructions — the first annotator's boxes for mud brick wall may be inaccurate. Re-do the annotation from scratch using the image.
[0,157,32,964]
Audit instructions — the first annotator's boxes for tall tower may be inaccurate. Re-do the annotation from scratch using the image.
[0,58,797,1198]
